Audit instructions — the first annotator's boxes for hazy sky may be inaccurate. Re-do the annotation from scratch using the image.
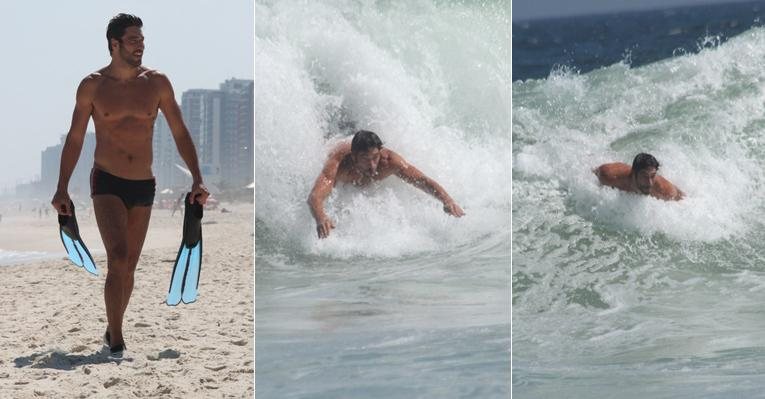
[513,0,757,21]
[0,0,253,190]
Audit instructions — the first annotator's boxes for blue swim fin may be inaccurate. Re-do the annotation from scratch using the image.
[166,193,203,306]
[58,202,98,276]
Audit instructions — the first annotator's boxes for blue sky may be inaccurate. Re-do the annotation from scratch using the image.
[513,0,757,21]
[0,0,253,189]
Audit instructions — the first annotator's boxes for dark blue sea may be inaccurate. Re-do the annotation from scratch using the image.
[514,1,765,81]
[514,1,765,398]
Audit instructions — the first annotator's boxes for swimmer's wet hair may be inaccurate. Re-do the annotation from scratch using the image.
[632,153,660,173]
[351,130,383,153]
[107,13,143,55]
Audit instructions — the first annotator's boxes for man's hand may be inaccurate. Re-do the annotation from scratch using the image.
[190,182,210,205]
[316,216,335,239]
[51,190,73,215]
[443,200,465,217]
[674,188,685,201]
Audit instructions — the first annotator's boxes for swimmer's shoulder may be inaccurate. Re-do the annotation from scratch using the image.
[142,68,171,86]
[74,70,108,100]
[326,142,352,175]
[654,176,684,201]
[80,69,108,88]
[329,141,352,158]
[594,162,630,181]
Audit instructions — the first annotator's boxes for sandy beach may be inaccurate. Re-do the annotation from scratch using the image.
[0,201,254,398]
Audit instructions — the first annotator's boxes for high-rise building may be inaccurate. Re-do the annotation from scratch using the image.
[152,78,254,191]
[152,113,187,190]
[182,89,224,186]
[220,78,254,188]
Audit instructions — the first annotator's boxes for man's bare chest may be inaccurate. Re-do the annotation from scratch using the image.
[336,167,396,187]
[93,80,160,121]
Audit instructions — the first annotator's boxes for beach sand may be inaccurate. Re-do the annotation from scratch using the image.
[0,202,254,398]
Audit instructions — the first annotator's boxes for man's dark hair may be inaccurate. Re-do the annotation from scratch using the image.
[351,130,383,153]
[106,13,143,55]
[631,153,660,173]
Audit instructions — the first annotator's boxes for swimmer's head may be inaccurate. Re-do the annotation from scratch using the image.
[631,153,660,195]
[351,130,383,176]
[107,14,143,56]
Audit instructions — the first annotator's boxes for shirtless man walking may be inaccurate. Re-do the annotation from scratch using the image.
[51,14,209,357]
[308,130,465,238]
[594,153,684,201]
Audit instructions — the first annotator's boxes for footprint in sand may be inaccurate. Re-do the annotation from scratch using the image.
[147,349,181,361]
[156,386,172,395]
[70,345,88,353]
[103,377,121,388]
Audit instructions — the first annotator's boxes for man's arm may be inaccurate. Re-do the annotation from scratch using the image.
[307,153,341,239]
[593,163,631,191]
[655,176,684,201]
[392,152,465,217]
[593,164,614,186]
[51,77,95,215]
[592,166,603,180]
[156,73,209,204]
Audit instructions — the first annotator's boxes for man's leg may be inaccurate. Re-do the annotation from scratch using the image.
[122,204,152,315]
[92,196,152,347]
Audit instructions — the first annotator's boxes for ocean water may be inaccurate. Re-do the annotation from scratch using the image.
[0,249,51,266]
[255,0,509,397]
[514,1,765,81]
[513,3,765,398]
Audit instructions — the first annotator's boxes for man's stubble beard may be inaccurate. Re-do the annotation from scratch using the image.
[119,49,142,67]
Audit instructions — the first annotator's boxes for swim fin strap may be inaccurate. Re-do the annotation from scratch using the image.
[166,193,203,306]
[58,202,98,276]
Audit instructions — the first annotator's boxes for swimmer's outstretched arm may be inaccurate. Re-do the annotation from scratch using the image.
[658,177,684,201]
[392,152,465,217]
[308,154,341,239]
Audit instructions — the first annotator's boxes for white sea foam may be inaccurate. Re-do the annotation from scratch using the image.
[514,26,765,399]
[256,0,510,258]
[0,249,51,266]
[514,27,765,242]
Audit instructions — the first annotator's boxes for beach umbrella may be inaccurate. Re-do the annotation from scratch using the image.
[174,163,192,177]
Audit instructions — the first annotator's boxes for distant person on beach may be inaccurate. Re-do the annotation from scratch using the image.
[308,130,465,239]
[594,153,684,201]
[171,193,184,217]
[50,14,209,357]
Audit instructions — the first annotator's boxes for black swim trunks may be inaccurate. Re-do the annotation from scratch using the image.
[90,168,156,209]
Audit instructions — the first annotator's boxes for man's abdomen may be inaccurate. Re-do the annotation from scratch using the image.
[93,123,155,180]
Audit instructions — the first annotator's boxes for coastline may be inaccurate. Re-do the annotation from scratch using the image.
[0,203,254,398]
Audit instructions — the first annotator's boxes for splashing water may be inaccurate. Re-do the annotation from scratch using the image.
[256,1,510,398]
